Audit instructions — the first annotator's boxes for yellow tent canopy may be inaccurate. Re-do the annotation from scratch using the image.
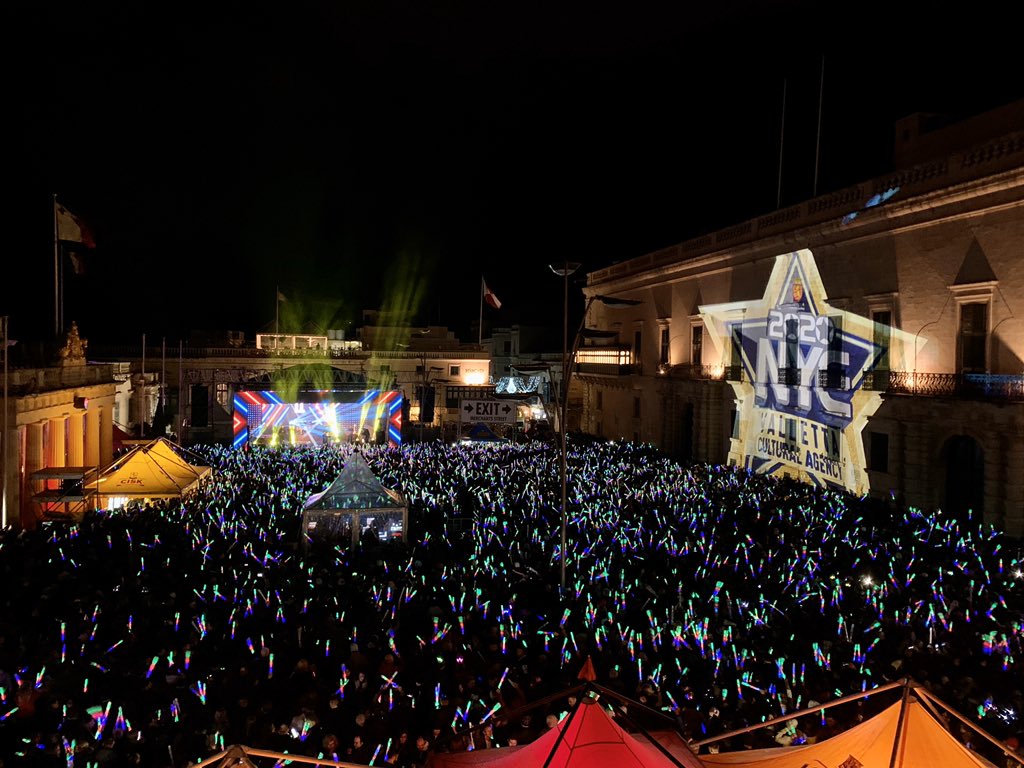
[88,437,211,503]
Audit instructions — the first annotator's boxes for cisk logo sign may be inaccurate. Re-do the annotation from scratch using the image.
[701,249,913,495]
[117,472,145,487]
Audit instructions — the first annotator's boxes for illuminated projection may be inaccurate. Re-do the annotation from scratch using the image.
[232,390,403,449]
[700,249,912,494]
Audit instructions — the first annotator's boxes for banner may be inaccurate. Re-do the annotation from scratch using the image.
[700,249,914,495]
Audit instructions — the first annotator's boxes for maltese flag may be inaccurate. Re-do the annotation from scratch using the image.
[482,278,501,310]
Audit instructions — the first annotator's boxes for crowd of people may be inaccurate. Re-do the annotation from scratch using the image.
[0,438,1022,767]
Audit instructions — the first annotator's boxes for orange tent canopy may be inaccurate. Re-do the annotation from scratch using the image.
[701,697,997,768]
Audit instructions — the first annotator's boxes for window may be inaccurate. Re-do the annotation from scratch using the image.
[633,396,641,419]
[691,324,703,365]
[872,310,892,373]
[780,317,799,384]
[824,315,844,389]
[660,327,670,365]
[949,282,994,374]
[959,303,988,373]
[416,365,425,375]
[865,292,898,375]
[595,390,603,411]
[633,329,642,364]
[215,382,229,407]
[449,365,461,377]
[727,325,743,381]
[869,431,889,473]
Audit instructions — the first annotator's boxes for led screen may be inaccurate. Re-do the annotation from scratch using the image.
[232,390,403,449]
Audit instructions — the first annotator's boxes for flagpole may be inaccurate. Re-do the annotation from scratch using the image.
[52,194,60,337]
[2,315,8,529]
[276,286,280,335]
[141,333,146,437]
[478,277,484,347]
[777,78,787,209]
[177,339,184,443]
[813,55,825,198]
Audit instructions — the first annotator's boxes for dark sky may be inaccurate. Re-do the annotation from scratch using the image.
[7,1,1024,346]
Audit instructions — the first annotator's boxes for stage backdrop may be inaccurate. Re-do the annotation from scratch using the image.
[232,390,403,449]
[700,249,914,495]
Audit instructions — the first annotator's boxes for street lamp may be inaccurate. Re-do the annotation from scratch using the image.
[549,262,580,591]
[548,262,640,590]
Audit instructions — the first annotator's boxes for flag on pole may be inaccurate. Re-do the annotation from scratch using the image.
[482,278,501,310]
[277,290,288,303]
[56,202,96,248]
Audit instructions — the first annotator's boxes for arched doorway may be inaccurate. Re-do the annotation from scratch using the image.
[943,434,985,522]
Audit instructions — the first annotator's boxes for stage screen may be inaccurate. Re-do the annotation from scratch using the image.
[232,390,403,449]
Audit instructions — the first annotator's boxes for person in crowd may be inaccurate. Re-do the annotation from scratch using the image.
[0,439,1021,767]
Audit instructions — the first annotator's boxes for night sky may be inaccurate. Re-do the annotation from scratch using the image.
[8,2,1023,346]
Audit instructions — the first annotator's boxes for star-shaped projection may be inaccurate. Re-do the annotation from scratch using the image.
[700,249,915,495]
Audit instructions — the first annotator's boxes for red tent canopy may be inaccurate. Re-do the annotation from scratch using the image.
[427,696,703,768]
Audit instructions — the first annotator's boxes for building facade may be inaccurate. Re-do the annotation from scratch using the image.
[581,112,1024,535]
[1,324,117,529]
[91,324,492,446]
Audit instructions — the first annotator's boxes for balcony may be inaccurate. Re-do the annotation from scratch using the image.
[658,365,1024,403]
[864,370,1024,401]
[575,346,640,376]
[658,363,728,381]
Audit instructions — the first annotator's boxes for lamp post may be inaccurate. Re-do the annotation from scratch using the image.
[546,273,643,590]
[549,262,580,590]
[2,315,8,529]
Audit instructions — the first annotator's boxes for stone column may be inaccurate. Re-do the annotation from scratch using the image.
[68,412,85,467]
[84,409,100,467]
[99,406,114,468]
[999,433,1024,537]
[23,422,45,528]
[901,406,931,512]
[51,417,66,466]
[1,422,17,529]
[889,415,907,501]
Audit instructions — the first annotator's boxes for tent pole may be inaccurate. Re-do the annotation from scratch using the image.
[541,692,585,768]
[429,683,588,753]
[915,686,1024,766]
[605,699,692,768]
[591,683,682,727]
[694,679,906,747]
[887,682,912,768]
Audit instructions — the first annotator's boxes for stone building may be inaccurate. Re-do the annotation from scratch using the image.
[1,323,117,528]
[581,101,1024,535]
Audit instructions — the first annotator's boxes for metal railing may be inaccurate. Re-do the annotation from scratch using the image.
[865,370,1024,401]
[658,364,1024,402]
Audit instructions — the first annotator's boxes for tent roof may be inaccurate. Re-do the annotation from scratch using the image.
[701,697,997,768]
[427,696,703,768]
[464,422,506,442]
[304,452,405,511]
[92,437,212,498]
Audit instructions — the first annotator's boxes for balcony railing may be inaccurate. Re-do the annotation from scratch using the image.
[576,362,642,376]
[657,365,1024,402]
[864,370,1024,401]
